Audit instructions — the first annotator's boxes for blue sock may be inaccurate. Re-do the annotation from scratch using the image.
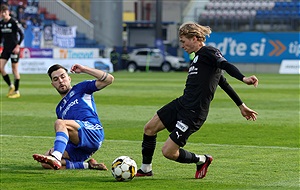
[54,132,69,154]
[65,160,85,169]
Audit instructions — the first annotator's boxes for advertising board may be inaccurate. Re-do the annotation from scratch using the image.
[206,32,299,64]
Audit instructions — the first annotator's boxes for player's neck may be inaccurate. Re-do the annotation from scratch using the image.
[3,16,10,22]
[60,87,72,98]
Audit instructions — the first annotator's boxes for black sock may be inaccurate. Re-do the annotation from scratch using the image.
[142,134,157,164]
[14,79,20,91]
[3,74,11,86]
[175,148,199,163]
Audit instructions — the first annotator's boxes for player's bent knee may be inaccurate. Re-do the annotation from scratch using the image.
[161,146,177,160]
[54,119,67,130]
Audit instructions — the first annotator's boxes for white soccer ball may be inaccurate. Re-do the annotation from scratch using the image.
[111,156,137,182]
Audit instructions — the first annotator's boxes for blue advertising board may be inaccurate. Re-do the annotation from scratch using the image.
[206,32,299,64]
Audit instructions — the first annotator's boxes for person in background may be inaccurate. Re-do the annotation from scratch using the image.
[136,21,259,179]
[121,47,129,70]
[0,4,24,98]
[110,46,120,72]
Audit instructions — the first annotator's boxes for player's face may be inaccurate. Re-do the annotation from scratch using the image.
[51,68,71,95]
[179,35,197,54]
[1,10,10,21]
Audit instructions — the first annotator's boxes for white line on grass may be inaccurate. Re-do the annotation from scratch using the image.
[1,134,299,151]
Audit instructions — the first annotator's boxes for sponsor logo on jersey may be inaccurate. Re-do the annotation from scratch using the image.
[62,99,79,119]
[188,65,198,75]
[193,55,199,63]
[69,90,75,98]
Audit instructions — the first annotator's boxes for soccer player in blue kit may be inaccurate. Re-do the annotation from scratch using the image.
[33,63,114,170]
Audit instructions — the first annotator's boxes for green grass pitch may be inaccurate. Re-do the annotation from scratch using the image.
[1,71,299,190]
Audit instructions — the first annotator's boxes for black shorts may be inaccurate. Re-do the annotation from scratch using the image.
[0,48,20,63]
[157,98,205,147]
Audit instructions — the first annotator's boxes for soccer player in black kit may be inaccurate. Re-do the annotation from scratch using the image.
[0,4,24,98]
[136,22,259,179]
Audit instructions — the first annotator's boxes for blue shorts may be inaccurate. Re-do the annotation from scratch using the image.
[65,120,104,162]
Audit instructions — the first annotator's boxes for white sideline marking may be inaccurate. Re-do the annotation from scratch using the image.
[1,134,298,151]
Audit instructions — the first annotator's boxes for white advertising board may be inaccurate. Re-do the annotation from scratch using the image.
[4,58,113,74]
[279,59,300,74]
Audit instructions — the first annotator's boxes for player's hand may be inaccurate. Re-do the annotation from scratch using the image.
[12,45,20,54]
[70,63,85,74]
[238,103,258,121]
[243,75,258,87]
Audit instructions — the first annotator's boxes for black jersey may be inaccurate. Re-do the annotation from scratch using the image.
[178,46,244,120]
[0,17,24,51]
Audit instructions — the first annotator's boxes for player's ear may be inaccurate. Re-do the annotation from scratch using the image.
[193,36,198,42]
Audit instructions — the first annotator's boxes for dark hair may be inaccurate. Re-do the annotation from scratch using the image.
[1,4,9,11]
[47,64,68,79]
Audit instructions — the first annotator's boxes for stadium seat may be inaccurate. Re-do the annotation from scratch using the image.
[228,9,236,18]
[205,1,214,10]
[266,1,275,10]
[254,1,262,10]
[220,1,227,10]
[233,2,241,10]
[222,9,230,19]
[248,1,256,10]
[199,0,298,31]
[214,1,221,10]
[227,1,235,10]
[200,9,209,19]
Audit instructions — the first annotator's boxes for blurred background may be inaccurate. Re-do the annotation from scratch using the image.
[2,0,299,73]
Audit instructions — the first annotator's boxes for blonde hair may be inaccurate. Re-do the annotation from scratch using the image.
[179,21,212,42]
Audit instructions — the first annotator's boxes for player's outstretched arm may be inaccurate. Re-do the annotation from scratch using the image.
[221,61,258,88]
[70,63,114,89]
[238,103,258,121]
[218,75,258,121]
[218,75,243,106]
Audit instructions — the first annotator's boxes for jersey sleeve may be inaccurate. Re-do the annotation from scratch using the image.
[218,61,245,81]
[218,75,243,106]
[14,19,24,45]
[17,26,24,45]
[76,80,99,94]
[206,47,245,81]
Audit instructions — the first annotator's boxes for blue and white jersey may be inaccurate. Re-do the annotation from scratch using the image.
[56,80,102,126]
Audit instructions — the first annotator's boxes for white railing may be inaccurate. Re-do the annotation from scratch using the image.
[39,0,94,39]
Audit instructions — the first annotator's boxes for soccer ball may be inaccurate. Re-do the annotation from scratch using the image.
[111,156,137,182]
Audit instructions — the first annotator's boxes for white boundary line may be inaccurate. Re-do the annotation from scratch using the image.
[1,134,299,151]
